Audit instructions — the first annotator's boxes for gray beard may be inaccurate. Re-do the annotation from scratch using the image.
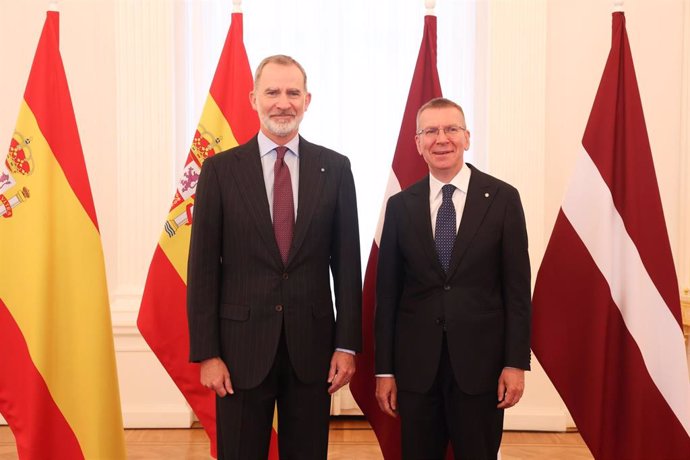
[261,114,301,138]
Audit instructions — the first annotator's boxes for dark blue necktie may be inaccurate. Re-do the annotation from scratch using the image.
[435,184,456,273]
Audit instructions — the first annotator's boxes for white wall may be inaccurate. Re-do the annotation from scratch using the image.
[1,0,688,433]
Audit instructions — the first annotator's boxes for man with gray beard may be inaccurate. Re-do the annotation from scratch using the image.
[187,55,362,459]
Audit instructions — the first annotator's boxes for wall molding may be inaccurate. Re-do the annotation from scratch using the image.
[110,289,147,352]
[678,0,690,291]
[504,408,568,432]
[486,0,547,267]
[122,403,193,429]
[114,0,176,308]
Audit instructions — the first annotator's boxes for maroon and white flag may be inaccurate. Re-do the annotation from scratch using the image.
[349,14,442,459]
[532,11,690,460]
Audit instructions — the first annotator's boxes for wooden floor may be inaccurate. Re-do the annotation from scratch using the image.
[0,418,593,459]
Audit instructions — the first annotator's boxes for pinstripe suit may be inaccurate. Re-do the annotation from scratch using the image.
[187,135,362,458]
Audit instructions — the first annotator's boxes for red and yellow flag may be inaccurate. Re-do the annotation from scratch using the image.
[136,12,267,457]
[0,11,126,459]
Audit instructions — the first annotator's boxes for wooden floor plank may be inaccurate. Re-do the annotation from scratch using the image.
[0,418,593,459]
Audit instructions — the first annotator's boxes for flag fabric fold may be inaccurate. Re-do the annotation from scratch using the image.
[0,11,126,459]
[532,12,690,460]
[136,12,271,458]
[349,14,442,460]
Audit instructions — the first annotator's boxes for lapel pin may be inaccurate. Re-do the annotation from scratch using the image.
[320,167,326,172]
[484,192,490,198]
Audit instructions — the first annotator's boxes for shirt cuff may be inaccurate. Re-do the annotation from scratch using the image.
[336,348,355,355]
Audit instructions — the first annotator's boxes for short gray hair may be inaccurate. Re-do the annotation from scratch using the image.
[416,97,465,129]
[254,54,308,91]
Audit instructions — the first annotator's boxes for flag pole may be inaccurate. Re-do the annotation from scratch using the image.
[233,0,242,13]
[613,0,624,12]
[425,0,436,16]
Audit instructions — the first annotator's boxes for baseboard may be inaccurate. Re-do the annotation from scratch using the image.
[121,404,194,428]
[504,408,568,431]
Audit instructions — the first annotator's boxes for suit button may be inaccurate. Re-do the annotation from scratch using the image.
[435,318,442,325]
[443,285,451,291]
[275,304,283,312]
[282,273,289,280]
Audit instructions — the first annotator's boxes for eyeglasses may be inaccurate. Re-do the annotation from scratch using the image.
[416,125,466,138]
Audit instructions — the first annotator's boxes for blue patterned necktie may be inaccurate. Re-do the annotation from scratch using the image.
[435,184,456,273]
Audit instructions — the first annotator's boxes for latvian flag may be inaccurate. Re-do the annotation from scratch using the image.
[349,13,442,459]
[532,11,690,460]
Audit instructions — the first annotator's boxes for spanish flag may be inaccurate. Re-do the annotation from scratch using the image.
[137,11,262,457]
[0,10,126,459]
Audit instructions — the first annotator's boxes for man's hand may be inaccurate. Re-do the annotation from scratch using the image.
[200,357,233,397]
[327,351,356,394]
[497,368,525,409]
[375,376,398,417]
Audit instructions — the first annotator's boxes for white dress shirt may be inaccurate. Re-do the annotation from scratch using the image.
[257,131,300,220]
[429,164,472,237]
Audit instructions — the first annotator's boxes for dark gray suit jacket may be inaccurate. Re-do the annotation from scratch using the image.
[187,135,362,389]
[375,164,531,394]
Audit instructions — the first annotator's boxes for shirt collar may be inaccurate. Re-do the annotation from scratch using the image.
[429,163,471,199]
[258,131,301,158]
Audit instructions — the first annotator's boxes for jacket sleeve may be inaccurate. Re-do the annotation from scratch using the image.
[501,187,532,370]
[330,157,363,352]
[187,158,223,363]
[375,196,405,375]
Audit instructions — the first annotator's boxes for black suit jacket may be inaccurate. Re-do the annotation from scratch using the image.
[187,135,362,389]
[375,164,531,395]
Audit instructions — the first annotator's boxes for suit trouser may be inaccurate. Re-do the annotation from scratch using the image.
[216,329,331,460]
[398,335,504,460]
